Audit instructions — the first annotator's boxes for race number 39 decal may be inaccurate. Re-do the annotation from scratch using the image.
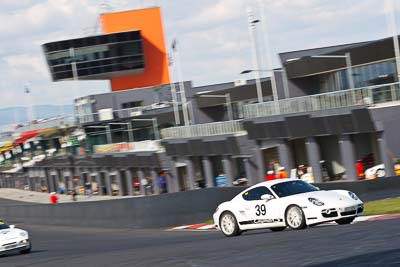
[255,204,266,216]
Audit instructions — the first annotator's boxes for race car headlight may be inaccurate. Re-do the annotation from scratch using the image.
[19,232,27,237]
[348,191,359,200]
[308,198,324,206]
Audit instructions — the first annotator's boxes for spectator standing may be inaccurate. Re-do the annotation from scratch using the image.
[50,192,58,204]
[215,174,227,187]
[141,177,148,195]
[84,181,92,197]
[265,170,276,181]
[145,176,153,195]
[133,178,140,195]
[70,189,78,201]
[41,184,48,193]
[297,165,305,179]
[58,186,66,195]
[278,167,288,179]
[355,160,364,179]
[157,172,167,194]
[268,161,275,174]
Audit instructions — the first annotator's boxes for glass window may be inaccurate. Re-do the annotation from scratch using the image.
[317,59,397,93]
[242,186,273,201]
[231,102,244,119]
[44,31,144,81]
[0,220,10,230]
[122,101,143,109]
[271,180,319,198]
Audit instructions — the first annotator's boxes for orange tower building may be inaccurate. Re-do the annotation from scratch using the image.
[100,7,171,91]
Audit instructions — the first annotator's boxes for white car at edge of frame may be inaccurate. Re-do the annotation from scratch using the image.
[364,164,386,179]
[0,220,31,255]
[213,179,363,237]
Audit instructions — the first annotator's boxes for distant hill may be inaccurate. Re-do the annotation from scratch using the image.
[0,105,73,126]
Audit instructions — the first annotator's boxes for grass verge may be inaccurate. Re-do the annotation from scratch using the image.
[203,219,214,225]
[364,197,400,216]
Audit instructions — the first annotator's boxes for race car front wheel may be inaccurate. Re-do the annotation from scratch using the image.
[20,244,31,254]
[220,211,240,237]
[285,205,306,230]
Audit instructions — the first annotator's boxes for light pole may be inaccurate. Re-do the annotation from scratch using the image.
[167,51,181,126]
[108,122,134,142]
[386,0,400,81]
[311,54,355,89]
[170,40,190,126]
[24,85,34,122]
[257,0,278,102]
[169,81,181,125]
[87,125,112,144]
[132,118,160,140]
[246,7,263,103]
[199,93,233,121]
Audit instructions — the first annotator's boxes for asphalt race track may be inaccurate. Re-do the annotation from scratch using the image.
[1,218,399,267]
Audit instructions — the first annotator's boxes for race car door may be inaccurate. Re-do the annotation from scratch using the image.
[240,186,281,229]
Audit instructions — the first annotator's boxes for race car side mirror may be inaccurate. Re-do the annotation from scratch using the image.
[261,194,274,201]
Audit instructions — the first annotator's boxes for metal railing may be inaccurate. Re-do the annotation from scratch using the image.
[14,116,76,132]
[244,82,400,118]
[161,120,246,139]
[75,103,173,124]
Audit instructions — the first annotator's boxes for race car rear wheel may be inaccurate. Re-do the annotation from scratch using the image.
[335,216,355,225]
[285,205,306,230]
[219,211,240,237]
[376,169,386,178]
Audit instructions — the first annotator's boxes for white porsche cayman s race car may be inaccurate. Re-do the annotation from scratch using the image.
[0,220,31,255]
[213,179,364,237]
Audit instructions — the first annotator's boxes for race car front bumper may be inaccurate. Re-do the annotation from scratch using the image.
[213,212,220,229]
[305,204,364,224]
[0,239,30,254]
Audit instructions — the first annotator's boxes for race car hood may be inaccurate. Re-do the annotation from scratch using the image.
[0,229,24,243]
[291,190,356,206]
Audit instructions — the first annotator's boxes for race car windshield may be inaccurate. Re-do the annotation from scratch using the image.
[0,221,10,230]
[271,180,319,198]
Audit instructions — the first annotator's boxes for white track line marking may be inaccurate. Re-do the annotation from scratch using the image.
[167,214,400,231]
[169,225,194,230]
[197,225,216,230]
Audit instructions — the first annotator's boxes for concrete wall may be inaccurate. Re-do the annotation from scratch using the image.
[1,177,399,229]
[0,187,244,229]
[370,105,400,160]
[317,136,344,177]
[287,76,320,98]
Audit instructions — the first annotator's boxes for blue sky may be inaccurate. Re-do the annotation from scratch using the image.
[0,0,399,108]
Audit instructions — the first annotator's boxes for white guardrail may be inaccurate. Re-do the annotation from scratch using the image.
[160,120,246,139]
[75,103,173,124]
[14,116,76,133]
[244,82,400,118]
